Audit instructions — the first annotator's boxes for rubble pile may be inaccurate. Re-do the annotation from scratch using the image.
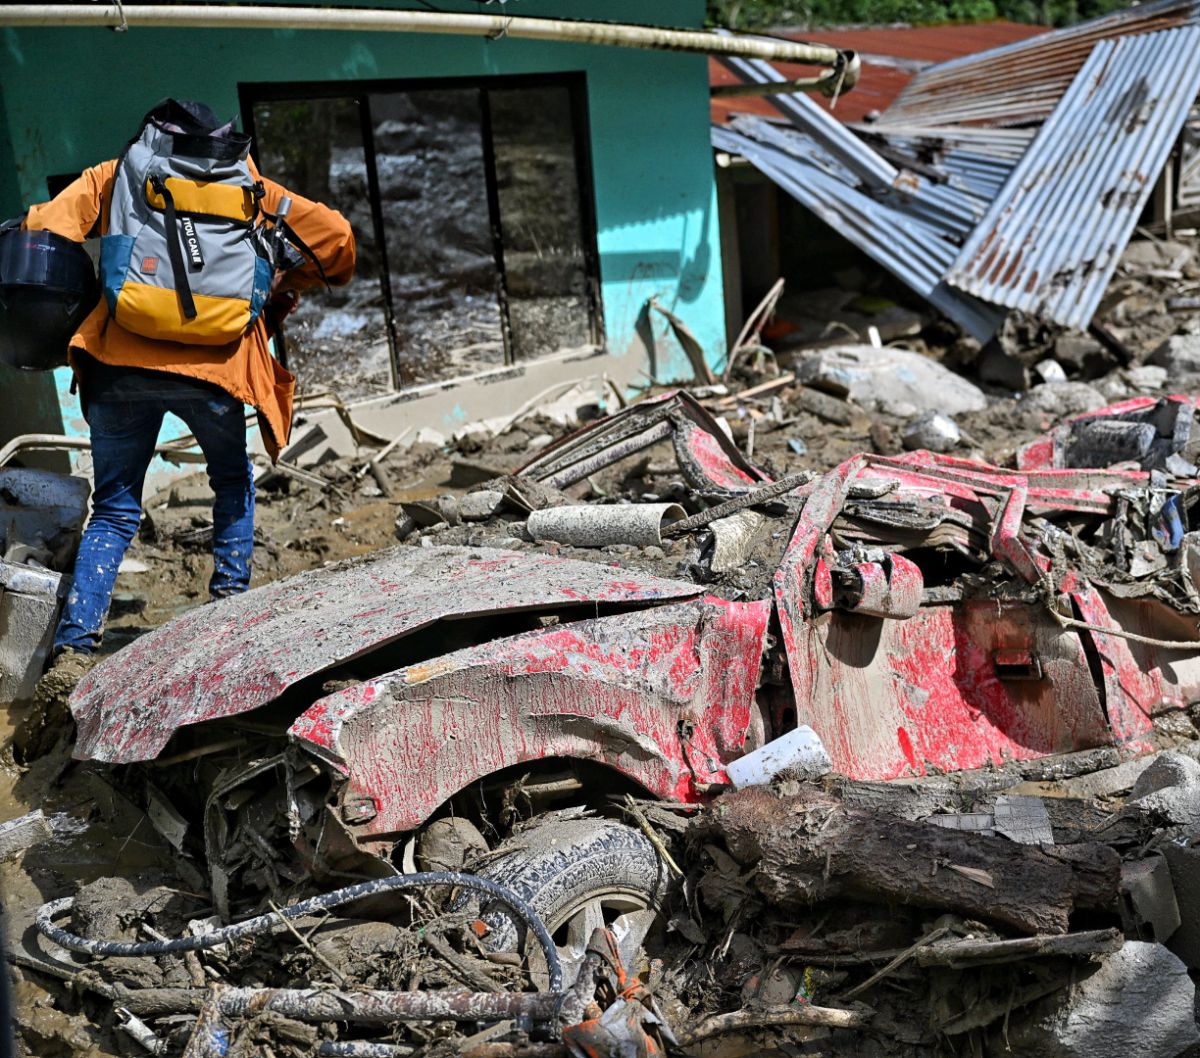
[5,229,1200,1056]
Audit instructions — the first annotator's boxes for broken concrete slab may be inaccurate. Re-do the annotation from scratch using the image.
[997,941,1199,1058]
[1121,854,1181,943]
[708,510,766,574]
[0,810,52,861]
[0,561,67,705]
[794,345,987,417]
[1162,843,1200,969]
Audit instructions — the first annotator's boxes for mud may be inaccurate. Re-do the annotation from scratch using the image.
[4,231,1200,1055]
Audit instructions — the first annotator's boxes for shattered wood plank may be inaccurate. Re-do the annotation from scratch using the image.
[914,927,1124,967]
[676,1004,873,1046]
[695,786,1119,935]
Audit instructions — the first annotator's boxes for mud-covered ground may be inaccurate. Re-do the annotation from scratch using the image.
[4,232,1200,1055]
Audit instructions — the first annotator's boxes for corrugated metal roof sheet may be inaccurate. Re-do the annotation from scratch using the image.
[879,0,1200,127]
[709,22,1046,125]
[713,117,1006,341]
[946,26,1200,329]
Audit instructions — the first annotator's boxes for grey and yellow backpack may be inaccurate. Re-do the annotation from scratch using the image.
[101,99,315,346]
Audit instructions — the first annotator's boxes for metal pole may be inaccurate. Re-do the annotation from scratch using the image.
[0,5,846,67]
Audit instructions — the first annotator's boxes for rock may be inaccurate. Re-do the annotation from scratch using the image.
[1126,752,1200,826]
[167,480,213,508]
[1126,365,1168,391]
[1162,844,1200,969]
[1035,358,1068,383]
[1053,334,1109,375]
[792,385,862,426]
[794,345,987,417]
[1149,335,1200,378]
[1120,238,1194,274]
[870,421,901,456]
[459,490,504,521]
[1018,382,1107,427]
[997,941,1199,1058]
[901,411,961,453]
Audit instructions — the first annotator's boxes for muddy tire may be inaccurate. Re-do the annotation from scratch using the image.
[468,818,667,985]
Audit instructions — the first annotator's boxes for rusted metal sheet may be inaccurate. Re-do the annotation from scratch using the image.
[290,596,773,836]
[517,390,769,496]
[712,121,1005,342]
[880,0,1200,129]
[71,547,703,764]
[946,27,1200,330]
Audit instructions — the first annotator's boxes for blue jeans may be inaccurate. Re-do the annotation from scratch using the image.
[54,391,255,654]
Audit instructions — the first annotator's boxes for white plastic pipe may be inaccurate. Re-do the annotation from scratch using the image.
[0,4,846,67]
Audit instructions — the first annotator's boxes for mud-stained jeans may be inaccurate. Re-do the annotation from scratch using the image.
[53,392,255,654]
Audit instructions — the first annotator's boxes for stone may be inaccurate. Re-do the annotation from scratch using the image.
[794,345,987,417]
[1126,365,1168,391]
[997,941,1199,1058]
[1120,239,1194,274]
[1149,335,1200,378]
[901,412,961,453]
[1163,844,1200,969]
[1121,855,1181,943]
[167,479,214,508]
[1126,752,1200,827]
[1018,382,1107,427]
[1035,358,1068,383]
[458,490,504,522]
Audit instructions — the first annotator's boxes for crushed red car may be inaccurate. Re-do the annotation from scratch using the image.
[69,391,1200,948]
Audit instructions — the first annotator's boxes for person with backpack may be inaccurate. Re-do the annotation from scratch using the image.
[23,98,355,691]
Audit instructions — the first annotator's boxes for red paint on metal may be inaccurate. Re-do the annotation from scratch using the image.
[71,548,703,764]
[773,451,1185,779]
[1016,394,1200,470]
[291,596,772,835]
[676,419,758,490]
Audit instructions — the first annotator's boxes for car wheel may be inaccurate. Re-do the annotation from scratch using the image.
[467,817,668,988]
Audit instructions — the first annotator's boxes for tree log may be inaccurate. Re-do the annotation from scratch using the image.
[695,786,1119,935]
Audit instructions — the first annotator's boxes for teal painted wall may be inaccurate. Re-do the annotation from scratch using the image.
[0,0,726,441]
[0,79,69,470]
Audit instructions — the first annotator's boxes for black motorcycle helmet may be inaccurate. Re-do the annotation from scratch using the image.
[0,218,99,371]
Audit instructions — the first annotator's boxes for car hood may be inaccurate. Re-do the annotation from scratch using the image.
[71,546,703,763]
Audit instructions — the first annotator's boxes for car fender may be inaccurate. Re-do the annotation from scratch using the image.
[289,595,772,839]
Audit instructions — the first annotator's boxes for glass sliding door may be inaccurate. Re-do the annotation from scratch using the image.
[244,74,602,397]
[251,97,396,399]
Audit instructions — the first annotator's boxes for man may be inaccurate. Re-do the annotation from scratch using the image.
[26,99,355,690]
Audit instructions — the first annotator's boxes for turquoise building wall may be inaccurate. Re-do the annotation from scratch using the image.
[0,1,726,456]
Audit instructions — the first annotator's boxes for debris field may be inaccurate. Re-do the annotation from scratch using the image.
[6,224,1200,1058]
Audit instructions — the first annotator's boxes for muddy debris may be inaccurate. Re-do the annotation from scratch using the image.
[7,231,1200,1056]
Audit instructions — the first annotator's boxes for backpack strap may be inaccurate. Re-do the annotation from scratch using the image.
[149,174,198,320]
[260,202,331,291]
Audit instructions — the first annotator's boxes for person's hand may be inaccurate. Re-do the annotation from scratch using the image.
[267,287,300,322]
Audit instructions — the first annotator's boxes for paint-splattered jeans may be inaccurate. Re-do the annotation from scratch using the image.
[53,392,255,655]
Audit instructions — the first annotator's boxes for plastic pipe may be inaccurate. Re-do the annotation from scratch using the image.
[0,4,846,67]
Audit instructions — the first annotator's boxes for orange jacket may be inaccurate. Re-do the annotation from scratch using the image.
[24,158,356,460]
